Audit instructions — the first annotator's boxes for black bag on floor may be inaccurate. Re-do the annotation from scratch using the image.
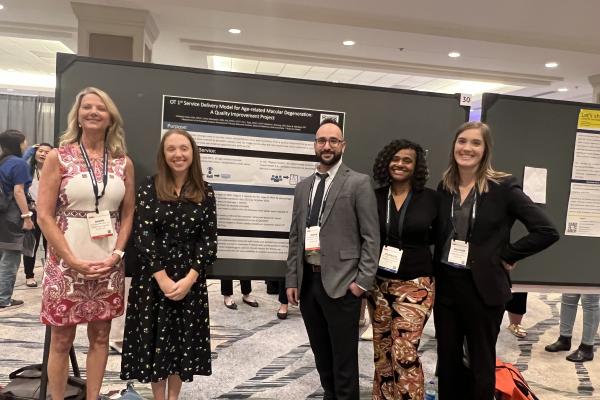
[0,364,85,400]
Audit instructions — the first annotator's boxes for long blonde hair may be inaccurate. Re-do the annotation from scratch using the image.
[155,129,206,203]
[441,121,510,193]
[59,87,126,157]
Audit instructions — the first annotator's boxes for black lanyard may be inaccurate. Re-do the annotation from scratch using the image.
[306,173,334,227]
[385,188,412,249]
[451,189,477,242]
[79,142,108,214]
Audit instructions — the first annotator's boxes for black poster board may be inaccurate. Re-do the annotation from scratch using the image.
[55,53,468,279]
[482,93,600,287]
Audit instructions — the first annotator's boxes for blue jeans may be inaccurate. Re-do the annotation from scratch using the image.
[0,250,22,306]
[560,293,600,346]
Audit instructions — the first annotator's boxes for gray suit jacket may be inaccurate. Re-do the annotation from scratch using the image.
[286,163,380,298]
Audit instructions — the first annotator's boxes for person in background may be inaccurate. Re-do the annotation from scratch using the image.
[368,139,437,400]
[433,121,559,399]
[21,142,53,287]
[38,87,135,400]
[545,293,599,362]
[267,279,289,319]
[121,129,217,400]
[506,292,528,338]
[0,129,34,309]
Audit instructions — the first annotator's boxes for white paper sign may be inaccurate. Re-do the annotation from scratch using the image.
[460,93,472,106]
[523,166,547,204]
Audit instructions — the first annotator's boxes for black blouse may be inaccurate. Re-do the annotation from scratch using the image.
[375,186,439,280]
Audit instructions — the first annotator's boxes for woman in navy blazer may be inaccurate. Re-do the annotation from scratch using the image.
[433,121,559,399]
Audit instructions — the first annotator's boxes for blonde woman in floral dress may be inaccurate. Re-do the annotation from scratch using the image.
[38,87,135,400]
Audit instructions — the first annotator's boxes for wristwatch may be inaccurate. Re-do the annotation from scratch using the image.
[112,249,125,260]
[21,211,33,219]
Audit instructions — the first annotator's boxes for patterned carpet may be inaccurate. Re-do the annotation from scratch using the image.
[0,265,598,399]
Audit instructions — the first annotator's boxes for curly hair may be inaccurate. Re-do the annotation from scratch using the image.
[372,139,429,191]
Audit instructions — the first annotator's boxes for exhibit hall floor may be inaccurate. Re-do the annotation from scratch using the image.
[1,266,599,399]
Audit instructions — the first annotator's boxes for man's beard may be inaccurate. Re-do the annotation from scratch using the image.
[317,150,342,166]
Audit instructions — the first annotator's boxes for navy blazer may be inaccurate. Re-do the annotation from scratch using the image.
[434,176,559,306]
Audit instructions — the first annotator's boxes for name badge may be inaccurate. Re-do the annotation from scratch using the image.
[448,240,469,266]
[378,245,403,273]
[86,210,114,239]
[305,226,321,251]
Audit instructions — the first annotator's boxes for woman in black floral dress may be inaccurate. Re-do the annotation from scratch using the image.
[121,129,217,400]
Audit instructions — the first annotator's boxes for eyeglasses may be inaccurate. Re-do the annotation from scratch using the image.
[315,137,344,147]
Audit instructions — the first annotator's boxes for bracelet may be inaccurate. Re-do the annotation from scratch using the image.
[112,249,125,260]
[21,212,33,219]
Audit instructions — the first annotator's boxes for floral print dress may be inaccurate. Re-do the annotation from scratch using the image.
[120,177,217,383]
[41,144,126,326]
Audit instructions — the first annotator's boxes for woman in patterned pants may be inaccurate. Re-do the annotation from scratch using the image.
[368,139,438,400]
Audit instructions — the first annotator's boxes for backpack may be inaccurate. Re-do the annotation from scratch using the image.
[495,359,539,400]
[0,364,85,400]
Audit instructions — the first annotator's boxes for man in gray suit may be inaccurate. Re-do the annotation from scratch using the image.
[286,118,379,400]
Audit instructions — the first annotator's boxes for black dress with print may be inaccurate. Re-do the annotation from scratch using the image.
[120,177,218,383]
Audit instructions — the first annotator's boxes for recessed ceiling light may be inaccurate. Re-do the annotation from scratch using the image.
[342,40,355,46]
[448,51,461,58]
[545,61,559,68]
[0,5,4,11]
[228,28,241,34]
[557,87,568,92]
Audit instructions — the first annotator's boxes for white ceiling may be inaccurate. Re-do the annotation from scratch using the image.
[0,0,599,106]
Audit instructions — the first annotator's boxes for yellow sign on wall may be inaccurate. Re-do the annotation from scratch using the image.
[578,109,600,130]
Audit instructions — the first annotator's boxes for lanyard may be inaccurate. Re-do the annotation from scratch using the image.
[385,187,412,249]
[79,142,108,214]
[306,173,334,227]
[451,189,477,242]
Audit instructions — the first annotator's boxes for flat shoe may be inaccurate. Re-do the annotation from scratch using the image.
[507,323,527,338]
[224,299,237,310]
[277,311,288,319]
[26,279,37,288]
[566,345,594,362]
[243,298,259,307]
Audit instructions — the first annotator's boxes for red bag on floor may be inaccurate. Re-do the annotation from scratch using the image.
[495,359,539,400]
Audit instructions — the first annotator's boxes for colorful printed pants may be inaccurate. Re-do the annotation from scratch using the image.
[367,276,435,400]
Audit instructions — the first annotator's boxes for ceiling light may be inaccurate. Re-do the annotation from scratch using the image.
[448,51,461,58]
[0,70,55,89]
[545,61,559,68]
[228,28,241,34]
[0,5,4,11]
[557,87,568,92]
[342,40,355,46]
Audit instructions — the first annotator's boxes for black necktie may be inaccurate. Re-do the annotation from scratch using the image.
[308,172,329,227]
